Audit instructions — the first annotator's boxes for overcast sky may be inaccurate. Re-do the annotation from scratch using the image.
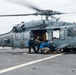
[0,0,76,34]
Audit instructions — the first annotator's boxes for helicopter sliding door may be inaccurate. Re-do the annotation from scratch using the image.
[53,28,65,40]
[53,28,66,46]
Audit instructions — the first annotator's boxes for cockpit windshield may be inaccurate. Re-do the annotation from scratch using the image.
[67,27,76,36]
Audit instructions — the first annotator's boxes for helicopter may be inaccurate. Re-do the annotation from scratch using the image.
[0,0,76,52]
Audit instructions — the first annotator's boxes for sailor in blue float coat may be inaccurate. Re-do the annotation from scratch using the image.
[40,40,50,49]
[28,38,36,53]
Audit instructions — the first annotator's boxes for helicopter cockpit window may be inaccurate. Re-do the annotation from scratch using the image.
[67,27,76,36]
[15,33,22,40]
[24,32,30,40]
[53,30,59,39]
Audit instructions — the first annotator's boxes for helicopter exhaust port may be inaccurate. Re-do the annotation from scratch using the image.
[3,39,10,46]
[4,39,10,44]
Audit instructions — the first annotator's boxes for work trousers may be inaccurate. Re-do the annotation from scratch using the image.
[29,45,36,53]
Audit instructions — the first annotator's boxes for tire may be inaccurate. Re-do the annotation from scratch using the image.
[55,48,63,53]
[63,48,70,52]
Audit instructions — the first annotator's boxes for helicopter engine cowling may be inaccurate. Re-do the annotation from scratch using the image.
[13,23,25,32]
[13,26,23,32]
[23,20,49,29]
[16,25,23,32]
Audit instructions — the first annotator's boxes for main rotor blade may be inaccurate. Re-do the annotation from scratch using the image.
[25,2,42,12]
[4,0,42,11]
[0,13,36,17]
[67,12,76,14]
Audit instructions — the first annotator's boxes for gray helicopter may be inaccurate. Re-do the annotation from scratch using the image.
[0,0,76,52]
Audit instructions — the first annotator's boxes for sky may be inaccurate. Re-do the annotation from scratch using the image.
[0,0,76,34]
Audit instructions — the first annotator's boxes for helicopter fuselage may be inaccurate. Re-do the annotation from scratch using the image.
[0,20,76,51]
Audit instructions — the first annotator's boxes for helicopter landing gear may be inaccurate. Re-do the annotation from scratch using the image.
[63,48,70,52]
[55,48,64,53]
[72,48,76,52]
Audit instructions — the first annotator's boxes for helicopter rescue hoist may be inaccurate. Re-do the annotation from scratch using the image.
[0,0,76,53]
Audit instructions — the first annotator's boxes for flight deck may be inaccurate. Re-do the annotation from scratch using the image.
[0,48,76,75]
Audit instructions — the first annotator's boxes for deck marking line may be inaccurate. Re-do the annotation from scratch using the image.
[23,53,27,54]
[0,54,62,74]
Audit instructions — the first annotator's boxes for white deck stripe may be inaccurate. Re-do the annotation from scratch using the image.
[0,54,62,74]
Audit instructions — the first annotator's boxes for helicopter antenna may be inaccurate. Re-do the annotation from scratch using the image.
[56,17,60,21]
[50,16,61,21]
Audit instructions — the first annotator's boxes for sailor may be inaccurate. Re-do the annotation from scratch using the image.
[28,38,36,53]
[35,36,44,53]
[39,40,50,54]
